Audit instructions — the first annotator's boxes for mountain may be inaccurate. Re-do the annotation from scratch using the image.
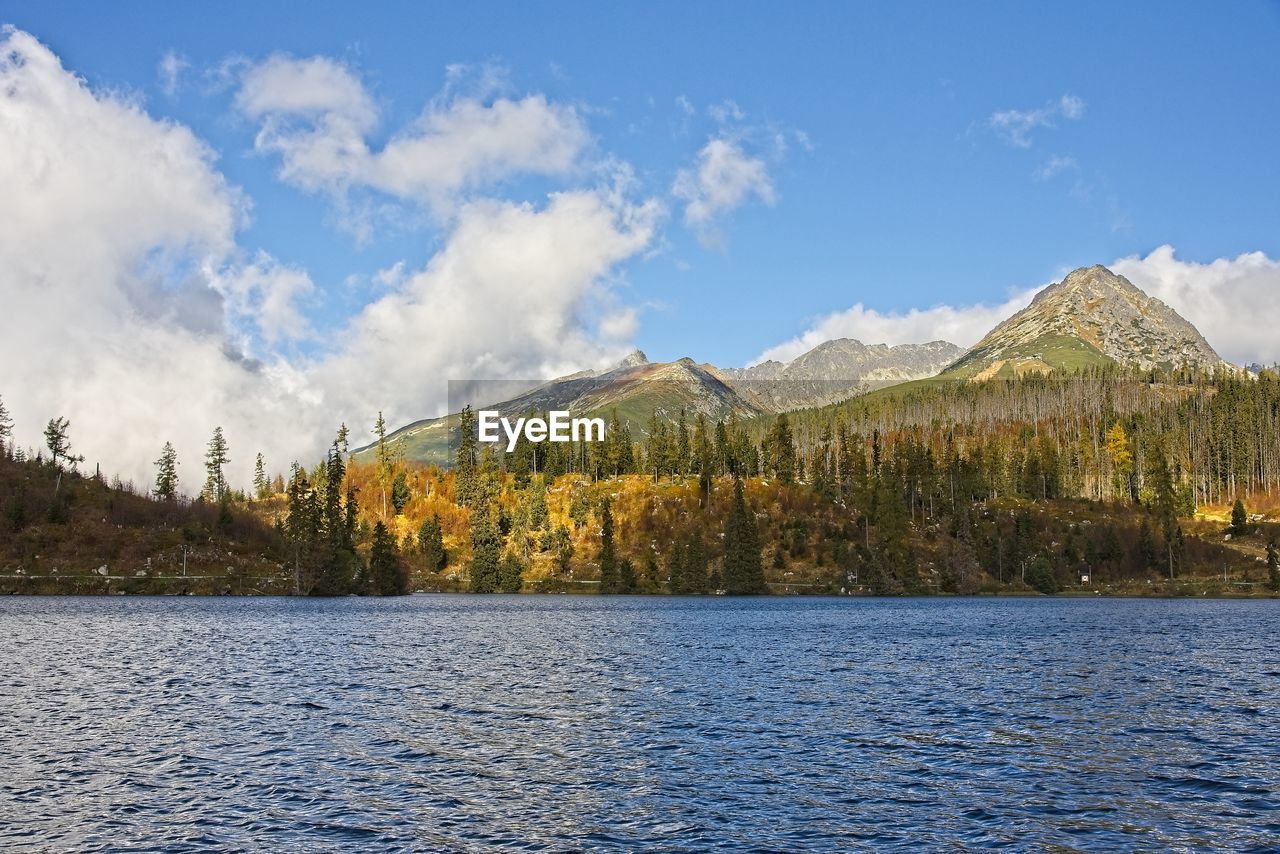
[942,265,1231,379]
[355,352,761,466]
[357,337,963,465]
[361,263,1235,466]
[720,339,964,410]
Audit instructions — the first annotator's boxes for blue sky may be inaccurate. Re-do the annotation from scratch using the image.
[9,0,1279,368]
[3,2,1280,481]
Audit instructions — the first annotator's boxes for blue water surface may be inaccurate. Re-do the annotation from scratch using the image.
[0,596,1277,851]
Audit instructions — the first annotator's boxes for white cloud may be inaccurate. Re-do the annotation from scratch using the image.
[708,99,745,124]
[158,50,189,96]
[752,246,1280,368]
[989,94,1086,148]
[673,137,775,243]
[236,54,590,215]
[1034,154,1078,181]
[0,27,317,489]
[1112,245,1280,366]
[312,188,662,425]
[0,29,660,490]
[212,253,317,346]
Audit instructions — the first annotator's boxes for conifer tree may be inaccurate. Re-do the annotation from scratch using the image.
[598,499,618,593]
[618,557,636,593]
[469,493,501,593]
[764,413,796,483]
[369,521,408,595]
[154,441,179,501]
[373,411,398,518]
[202,427,230,502]
[1230,499,1248,536]
[391,470,410,514]
[418,514,446,572]
[1135,518,1157,571]
[0,394,12,451]
[456,405,479,506]
[253,452,269,499]
[498,553,524,593]
[44,417,83,471]
[723,478,765,594]
[683,537,709,593]
[1267,540,1279,593]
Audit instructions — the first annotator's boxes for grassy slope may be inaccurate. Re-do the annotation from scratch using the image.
[0,456,291,594]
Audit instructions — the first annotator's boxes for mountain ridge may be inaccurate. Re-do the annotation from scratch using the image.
[361,263,1235,465]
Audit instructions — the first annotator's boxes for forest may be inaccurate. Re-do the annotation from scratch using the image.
[1,365,1278,597]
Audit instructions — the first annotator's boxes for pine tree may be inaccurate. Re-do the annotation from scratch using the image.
[723,478,765,594]
[154,441,179,501]
[618,558,636,593]
[765,413,797,483]
[391,470,410,514]
[43,417,83,471]
[369,521,408,595]
[374,411,399,518]
[498,553,524,593]
[418,514,446,572]
[1267,540,1279,593]
[0,394,12,451]
[456,405,479,507]
[468,495,501,593]
[202,427,230,502]
[1135,518,1157,571]
[683,537,708,594]
[253,452,269,499]
[598,499,618,593]
[1230,499,1248,536]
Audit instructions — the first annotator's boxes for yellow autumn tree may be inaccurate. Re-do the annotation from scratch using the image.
[1104,421,1133,500]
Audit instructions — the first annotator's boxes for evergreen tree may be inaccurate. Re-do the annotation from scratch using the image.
[391,470,411,515]
[44,417,83,472]
[202,426,230,502]
[498,553,524,593]
[369,521,408,595]
[154,441,179,501]
[456,405,479,506]
[722,478,766,594]
[682,537,709,593]
[764,413,796,483]
[527,485,549,530]
[1025,555,1057,595]
[468,497,501,593]
[0,394,12,451]
[598,499,618,593]
[1135,518,1158,571]
[418,514,446,572]
[1267,540,1279,593]
[1230,499,1248,536]
[618,557,637,593]
[373,411,401,518]
[253,452,269,499]
[549,524,574,574]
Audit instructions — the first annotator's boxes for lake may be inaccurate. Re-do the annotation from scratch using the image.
[0,596,1276,850]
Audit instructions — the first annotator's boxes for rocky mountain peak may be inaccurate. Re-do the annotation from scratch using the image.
[615,349,649,369]
[949,264,1229,376]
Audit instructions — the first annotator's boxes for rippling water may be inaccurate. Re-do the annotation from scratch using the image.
[0,596,1277,851]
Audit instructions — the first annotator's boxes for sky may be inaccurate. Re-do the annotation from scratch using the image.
[2,1,1279,487]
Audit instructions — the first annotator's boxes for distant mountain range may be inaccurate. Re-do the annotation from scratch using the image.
[358,264,1233,465]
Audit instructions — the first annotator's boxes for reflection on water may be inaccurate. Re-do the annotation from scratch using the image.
[0,596,1277,850]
